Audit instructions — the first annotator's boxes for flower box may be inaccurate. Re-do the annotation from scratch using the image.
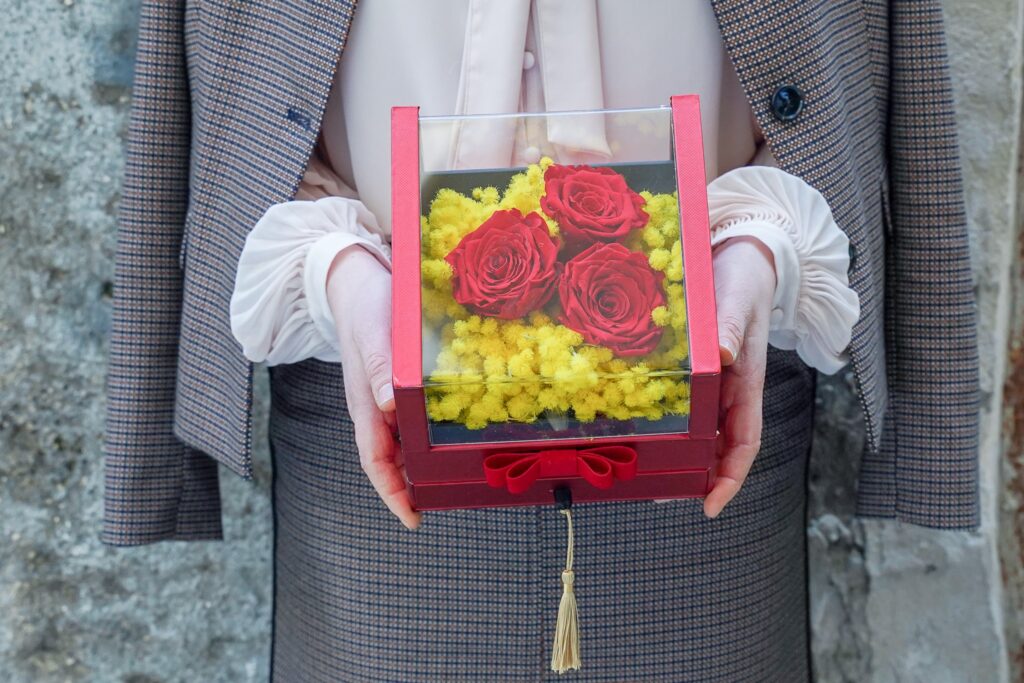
[391,95,720,510]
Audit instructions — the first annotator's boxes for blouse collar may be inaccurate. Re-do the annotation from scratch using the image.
[451,0,612,169]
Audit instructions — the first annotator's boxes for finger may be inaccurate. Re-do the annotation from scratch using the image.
[352,286,395,413]
[706,327,767,519]
[360,421,421,530]
[383,408,398,433]
[342,350,421,530]
[393,439,406,469]
[712,236,774,367]
[716,301,748,367]
[356,339,394,411]
[704,400,762,518]
[714,280,752,368]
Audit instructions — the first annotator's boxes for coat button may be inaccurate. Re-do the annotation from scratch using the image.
[848,242,857,270]
[770,85,804,122]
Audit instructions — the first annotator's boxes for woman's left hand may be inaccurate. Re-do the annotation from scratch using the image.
[703,236,776,519]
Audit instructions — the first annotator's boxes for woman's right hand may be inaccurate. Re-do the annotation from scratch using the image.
[326,247,422,530]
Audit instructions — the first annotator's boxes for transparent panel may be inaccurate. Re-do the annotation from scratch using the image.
[418,107,690,445]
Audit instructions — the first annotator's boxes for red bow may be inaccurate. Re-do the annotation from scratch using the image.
[483,446,638,495]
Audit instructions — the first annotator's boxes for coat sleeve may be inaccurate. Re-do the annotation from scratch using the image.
[102,1,223,546]
[860,0,981,529]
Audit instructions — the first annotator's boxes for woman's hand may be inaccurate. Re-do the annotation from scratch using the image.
[703,236,776,519]
[323,236,772,525]
[326,247,422,530]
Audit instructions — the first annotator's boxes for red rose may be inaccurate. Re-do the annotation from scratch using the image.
[445,209,561,319]
[540,164,649,249]
[558,242,666,356]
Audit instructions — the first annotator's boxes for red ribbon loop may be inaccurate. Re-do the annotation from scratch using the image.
[483,446,638,495]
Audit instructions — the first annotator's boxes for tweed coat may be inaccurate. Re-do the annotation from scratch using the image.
[102,0,980,546]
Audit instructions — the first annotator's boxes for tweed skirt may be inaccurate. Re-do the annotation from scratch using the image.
[266,347,816,682]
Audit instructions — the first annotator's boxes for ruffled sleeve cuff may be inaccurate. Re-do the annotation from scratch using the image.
[230,196,392,366]
[706,166,860,374]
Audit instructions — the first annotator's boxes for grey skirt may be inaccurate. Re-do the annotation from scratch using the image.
[267,347,816,682]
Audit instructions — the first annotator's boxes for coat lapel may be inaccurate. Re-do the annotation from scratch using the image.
[174,0,890,472]
[174,0,358,474]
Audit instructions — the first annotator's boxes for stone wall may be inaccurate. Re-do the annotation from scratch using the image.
[808,1,1022,681]
[0,1,1018,681]
[0,1,273,680]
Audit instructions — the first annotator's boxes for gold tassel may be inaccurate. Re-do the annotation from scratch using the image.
[550,507,581,674]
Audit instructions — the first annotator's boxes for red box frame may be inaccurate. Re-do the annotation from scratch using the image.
[391,95,720,510]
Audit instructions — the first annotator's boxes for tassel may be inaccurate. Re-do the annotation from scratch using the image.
[550,505,581,674]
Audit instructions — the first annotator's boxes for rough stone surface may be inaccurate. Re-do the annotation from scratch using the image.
[807,513,870,683]
[1001,208,1024,677]
[807,370,871,683]
[807,1,1019,681]
[944,2,1020,682]
[0,0,1020,681]
[862,521,1005,682]
[0,2,272,681]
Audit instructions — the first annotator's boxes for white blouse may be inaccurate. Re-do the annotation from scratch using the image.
[230,0,859,374]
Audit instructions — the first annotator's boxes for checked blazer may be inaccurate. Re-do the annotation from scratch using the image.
[102,0,980,545]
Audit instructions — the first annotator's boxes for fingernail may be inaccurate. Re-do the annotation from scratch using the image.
[720,339,738,364]
[377,382,394,407]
